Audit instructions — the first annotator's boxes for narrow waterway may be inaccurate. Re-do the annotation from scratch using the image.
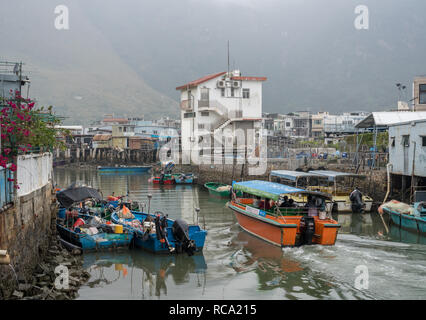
[53,167,426,300]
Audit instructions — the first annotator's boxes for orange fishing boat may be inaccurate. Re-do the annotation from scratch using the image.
[227,180,340,247]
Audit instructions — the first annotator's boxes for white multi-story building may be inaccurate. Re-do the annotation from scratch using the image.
[176,70,266,161]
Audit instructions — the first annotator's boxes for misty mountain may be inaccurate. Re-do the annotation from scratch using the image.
[1,0,425,124]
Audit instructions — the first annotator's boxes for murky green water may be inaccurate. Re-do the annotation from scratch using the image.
[53,167,426,300]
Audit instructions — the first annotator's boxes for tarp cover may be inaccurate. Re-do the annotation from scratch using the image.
[57,186,103,208]
[232,180,309,201]
[270,170,323,181]
[232,180,332,201]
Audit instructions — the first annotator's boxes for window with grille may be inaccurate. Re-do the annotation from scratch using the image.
[242,88,250,99]
[184,112,196,118]
[200,87,209,101]
[420,84,426,104]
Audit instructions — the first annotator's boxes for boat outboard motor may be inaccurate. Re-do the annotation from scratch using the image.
[299,216,315,245]
[172,219,196,256]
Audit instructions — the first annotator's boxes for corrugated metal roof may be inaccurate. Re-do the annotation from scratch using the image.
[355,111,426,128]
[93,134,111,141]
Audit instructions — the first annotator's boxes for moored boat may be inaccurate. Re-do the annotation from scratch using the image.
[56,186,134,252]
[149,174,176,184]
[111,208,207,255]
[97,165,152,173]
[174,173,195,184]
[379,199,426,234]
[308,170,373,213]
[204,182,233,197]
[57,215,134,252]
[227,180,340,247]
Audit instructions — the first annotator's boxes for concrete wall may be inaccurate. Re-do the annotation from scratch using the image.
[0,152,55,298]
[0,182,56,298]
[17,153,53,197]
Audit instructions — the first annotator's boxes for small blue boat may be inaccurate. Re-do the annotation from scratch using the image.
[56,215,134,252]
[174,173,195,184]
[380,200,426,234]
[111,211,207,254]
[97,166,152,173]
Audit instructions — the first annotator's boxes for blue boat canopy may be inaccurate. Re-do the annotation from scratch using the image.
[309,170,366,181]
[270,170,324,181]
[232,180,331,201]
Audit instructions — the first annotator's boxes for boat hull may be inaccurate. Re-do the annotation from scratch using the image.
[111,211,207,254]
[56,223,133,252]
[382,206,426,233]
[98,166,151,173]
[227,201,340,247]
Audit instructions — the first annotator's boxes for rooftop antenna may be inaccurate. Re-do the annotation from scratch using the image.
[227,40,230,76]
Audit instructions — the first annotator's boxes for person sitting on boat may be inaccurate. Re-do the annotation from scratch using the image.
[350,187,364,213]
[264,199,275,211]
[279,196,290,208]
[305,195,319,217]
[253,196,261,208]
[288,198,296,208]
[159,170,165,184]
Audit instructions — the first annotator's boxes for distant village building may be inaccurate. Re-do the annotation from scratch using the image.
[413,76,426,111]
[176,70,266,161]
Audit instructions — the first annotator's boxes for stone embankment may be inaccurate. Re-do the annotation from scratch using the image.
[9,234,90,300]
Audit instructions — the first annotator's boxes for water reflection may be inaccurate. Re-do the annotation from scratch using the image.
[80,251,207,299]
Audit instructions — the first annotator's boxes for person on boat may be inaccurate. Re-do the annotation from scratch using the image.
[159,170,165,184]
[253,196,261,208]
[279,196,290,208]
[288,198,296,208]
[305,195,319,217]
[350,187,364,213]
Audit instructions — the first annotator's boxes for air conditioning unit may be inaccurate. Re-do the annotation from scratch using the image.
[232,81,240,88]
[217,80,225,88]
[225,81,232,88]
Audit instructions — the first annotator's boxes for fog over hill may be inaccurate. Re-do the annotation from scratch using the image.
[1,0,425,124]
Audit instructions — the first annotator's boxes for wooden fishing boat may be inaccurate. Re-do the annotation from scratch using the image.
[56,214,134,252]
[308,170,373,213]
[56,185,134,251]
[174,173,195,184]
[269,170,333,211]
[97,165,152,173]
[204,182,233,197]
[227,180,340,247]
[111,209,207,254]
[150,174,176,184]
[379,199,426,234]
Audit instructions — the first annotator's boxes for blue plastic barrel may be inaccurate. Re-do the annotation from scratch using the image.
[58,207,66,219]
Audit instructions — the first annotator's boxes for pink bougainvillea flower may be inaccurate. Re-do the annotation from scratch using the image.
[4,148,11,155]
[28,102,35,109]
[7,127,14,133]
[7,178,15,182]
[10,164,17,172]
[17,113,24,121]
